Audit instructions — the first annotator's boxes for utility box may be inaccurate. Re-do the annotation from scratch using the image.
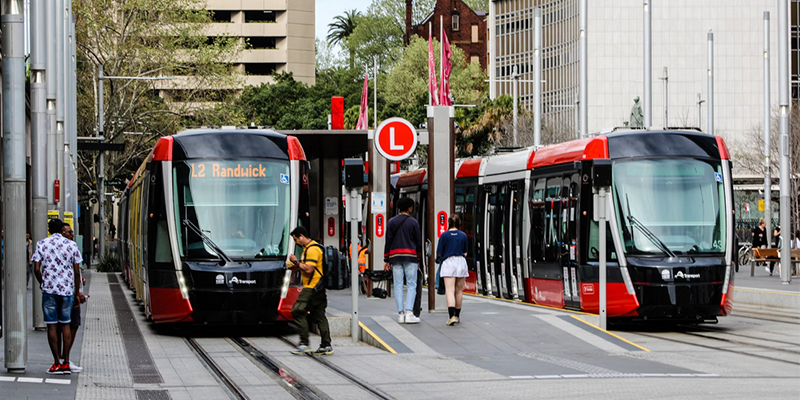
[343,158,365,188]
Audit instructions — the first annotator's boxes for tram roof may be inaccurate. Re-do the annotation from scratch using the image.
[148,128,306,163]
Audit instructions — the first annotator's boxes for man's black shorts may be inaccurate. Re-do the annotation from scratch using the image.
[70,302,81,329]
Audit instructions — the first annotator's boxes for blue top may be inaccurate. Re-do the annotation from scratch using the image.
[436,230,468,262]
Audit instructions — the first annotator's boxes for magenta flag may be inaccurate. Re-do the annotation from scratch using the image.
[440,30,452,106]
[355,74,369,129]
[428,30,440,106]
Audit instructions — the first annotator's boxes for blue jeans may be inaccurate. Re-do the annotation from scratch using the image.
[391,262,418,313]
[42,292,73,324]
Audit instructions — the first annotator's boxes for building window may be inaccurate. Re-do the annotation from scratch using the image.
[470,55,479,64]
[452,15,460,31]
[245,63,278,76]
[471,24,478,43]
[210,10,232,23]
[244,10,276,23]
[246,37,277,49]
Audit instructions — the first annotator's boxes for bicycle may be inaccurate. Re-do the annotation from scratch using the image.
[737,242,753,272]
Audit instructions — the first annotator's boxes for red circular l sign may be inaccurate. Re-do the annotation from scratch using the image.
[374,117,417,161]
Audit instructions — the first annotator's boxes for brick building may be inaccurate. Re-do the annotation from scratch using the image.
[406,0,488,70]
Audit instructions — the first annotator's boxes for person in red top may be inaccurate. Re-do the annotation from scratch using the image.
[383,197,421,324]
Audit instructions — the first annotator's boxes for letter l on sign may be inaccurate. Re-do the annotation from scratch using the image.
[390,127,403,150]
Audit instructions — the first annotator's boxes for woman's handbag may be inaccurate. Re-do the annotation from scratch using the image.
[435,264,446,295]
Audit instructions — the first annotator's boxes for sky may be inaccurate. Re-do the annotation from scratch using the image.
[315,0,373,42]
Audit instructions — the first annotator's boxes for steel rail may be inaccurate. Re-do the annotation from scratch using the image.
[185,337,249,400]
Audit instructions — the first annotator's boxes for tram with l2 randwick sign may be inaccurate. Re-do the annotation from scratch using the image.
[391,130,735,322]
[117,128,310,324]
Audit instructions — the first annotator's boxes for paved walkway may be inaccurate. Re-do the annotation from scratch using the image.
[0,275,88,399]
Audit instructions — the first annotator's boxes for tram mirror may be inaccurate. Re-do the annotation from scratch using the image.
[592,159,612,188]
[343,158,365,188]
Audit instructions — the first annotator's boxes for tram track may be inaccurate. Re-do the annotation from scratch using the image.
[185,337,250,400]
[187,335,391,400]
[634,331,800,367]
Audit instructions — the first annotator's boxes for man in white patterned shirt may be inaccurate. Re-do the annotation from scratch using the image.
[32,219,85,375]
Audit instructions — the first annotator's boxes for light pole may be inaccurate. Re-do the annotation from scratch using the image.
[643,0,652,129]
[697,94,705,131]
[763,11,772,248]
[96,66,176,258]
[534,7,543,145]
[708,30,715,136]
[3,0,29,372]
[659,67,668,128]
[579,0,588,137]
[777,0,791,284]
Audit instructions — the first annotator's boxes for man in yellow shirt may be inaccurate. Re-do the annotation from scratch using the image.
[288,227,332,355]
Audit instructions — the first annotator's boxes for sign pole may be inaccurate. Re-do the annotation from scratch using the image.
[350,188,360,342]
[598,187,608,330]
[427,106,455,312]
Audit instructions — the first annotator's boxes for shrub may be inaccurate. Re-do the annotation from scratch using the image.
[96,252,121,273]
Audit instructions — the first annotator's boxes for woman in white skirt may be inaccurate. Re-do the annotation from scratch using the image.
[436,215,469,326]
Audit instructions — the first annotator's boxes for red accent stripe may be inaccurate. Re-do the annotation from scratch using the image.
[715,136,730,160]
[277,286,303,321]
[396,169,427,187]
[287,135,306,161]
[151,136,174,161]
[149,287,193,323]
[386,248,419,256]
[528,136,609,169]
[456,159,482,178]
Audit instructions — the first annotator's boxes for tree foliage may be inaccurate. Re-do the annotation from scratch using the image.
[75,0,242,196]
[327,9,361,69]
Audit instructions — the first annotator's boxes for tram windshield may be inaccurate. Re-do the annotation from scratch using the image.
[173,159,291,260]
[612,158,726,256]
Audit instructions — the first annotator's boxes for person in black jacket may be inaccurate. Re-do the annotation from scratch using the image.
[383,197,422,324]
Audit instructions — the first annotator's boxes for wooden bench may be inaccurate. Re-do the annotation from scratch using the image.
[750,248,800,277]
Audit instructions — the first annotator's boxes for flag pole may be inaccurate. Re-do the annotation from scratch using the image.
[429,21,432,106]
[440,15,443,105]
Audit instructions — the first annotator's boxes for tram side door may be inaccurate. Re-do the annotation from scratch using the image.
[561,174,581,309]
[485,185,504,298]
[475,188,489,295]
[508,181,525,301]
[544,177,569,304]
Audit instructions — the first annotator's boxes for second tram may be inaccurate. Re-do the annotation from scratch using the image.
[391,130,735,321]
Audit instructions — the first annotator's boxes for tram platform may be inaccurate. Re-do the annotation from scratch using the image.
[2,270,798,400]
[733,266,800,310]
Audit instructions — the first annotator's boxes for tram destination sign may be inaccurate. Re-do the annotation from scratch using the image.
[190,162,272,178]
[374,117,418,161]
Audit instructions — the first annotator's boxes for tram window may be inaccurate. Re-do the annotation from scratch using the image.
[532,178,545,201]
[587,221,617,261]
[154,220,173,263]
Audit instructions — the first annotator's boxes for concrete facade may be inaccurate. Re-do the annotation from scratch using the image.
[409,0,489,70]
[489,0,791,152]
[204,0,315,86]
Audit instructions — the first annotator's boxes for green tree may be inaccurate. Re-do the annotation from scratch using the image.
[384,35,486,109]
[327,9,361,69]
[345,13,404,73]
[75,0,242,198]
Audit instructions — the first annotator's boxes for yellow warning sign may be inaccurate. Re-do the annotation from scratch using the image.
[47,210,60,237]
[758,200,765,212]
[64,212,74,231]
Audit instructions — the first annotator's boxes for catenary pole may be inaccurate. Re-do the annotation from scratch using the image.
[708,30,714,136]
[665,68,669,128]
[55,0,64,214]
[30,0,48,331]
[579,0,587,137]
[643,0,652,129]
[764,12,772,248]
[63,0,72,219]
[98,65,106,258]
[3,0,29,372]
[513,66,518,147]
[42,0,56,330]
[697,93,705,131]
[534,7,542,146]
[777,0,791,284]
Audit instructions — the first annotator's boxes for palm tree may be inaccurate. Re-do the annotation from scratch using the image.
[327,9,360,69]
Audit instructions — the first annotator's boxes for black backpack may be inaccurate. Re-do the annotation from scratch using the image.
[304,243,328,293]
[324,246,350,290]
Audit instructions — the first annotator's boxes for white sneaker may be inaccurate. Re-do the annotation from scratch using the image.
[404,310,420,324]
[398,312,405,324]
[69,361,83,373]
[765,266,771,275]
